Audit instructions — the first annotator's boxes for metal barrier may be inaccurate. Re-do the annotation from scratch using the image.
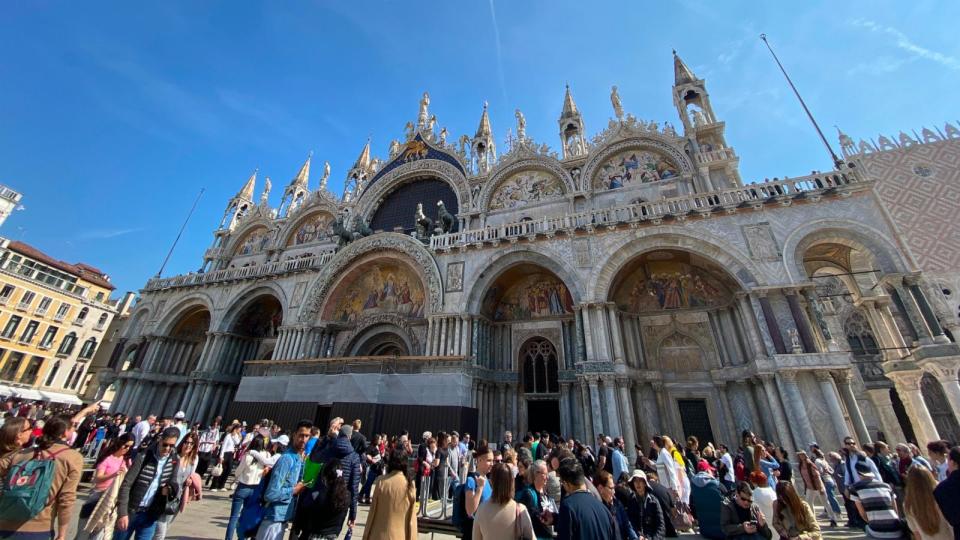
[417,471,452,519]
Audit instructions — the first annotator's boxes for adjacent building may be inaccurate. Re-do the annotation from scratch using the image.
[104,52,960,453]
[0,185,22,229]
[0,238,122,404]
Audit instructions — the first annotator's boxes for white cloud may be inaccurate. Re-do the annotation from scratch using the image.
[78,228,143,240]
[487,0,508,103]
[851,18,960,72]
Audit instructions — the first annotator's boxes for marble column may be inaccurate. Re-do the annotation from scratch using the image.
[889,371,940,444]
[439,317,448,357]
[580,305,596,361]
[195,382,215,426]
[715,381,738,446]
[588,379,602,441]
[475,382,484,439]
[560,383,572,438]
[815,371,853,445]
[574,308,586,363]
[906,278,950,344]
[758,295,787,354]
[834,371,872,444]
[607,304,625,364]
[759,375,794,448]
[652,383,668,436]
[498,384,507,438]
[785,290,817,353]
[617,380,637,459]
[601,378,621,438]
[866,388,907,444]
[777,371,815,451]
[889,281,928,344]
[572,381,585,441]
[736,293,768,358]
[751,379,776,441]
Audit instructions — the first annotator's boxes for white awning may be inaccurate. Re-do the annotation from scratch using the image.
[0,384,12,398]
[12,388,43,400]
[38,390,83,405]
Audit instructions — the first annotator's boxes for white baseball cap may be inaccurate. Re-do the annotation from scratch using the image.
[174,411,186,420]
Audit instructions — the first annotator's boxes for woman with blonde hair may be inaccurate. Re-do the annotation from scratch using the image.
[663,436,691,504]
[772,481,821,540]
[903,466,954,540]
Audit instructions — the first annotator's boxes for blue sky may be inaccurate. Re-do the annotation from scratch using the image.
[1,1,957,295]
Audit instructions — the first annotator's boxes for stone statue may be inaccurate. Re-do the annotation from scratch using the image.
[404,121,415,141]
[458,134,470,157]
[692,109,707,127]
[610,85,624,120]
[319,161,330,190]
[664,121,676,137]
[515,109,526,140]
[439,127,448,145]
[415,203,434,240]
[418,91,430,129]
[389,139,400,157]
[744,224,778,260]
[428,114,437,133]
[788,328,802,353]
[437,200,457,234]
[260,177,272,205]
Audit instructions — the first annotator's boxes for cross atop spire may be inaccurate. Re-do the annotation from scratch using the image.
[475,101,493,139]
[673,50,697,85]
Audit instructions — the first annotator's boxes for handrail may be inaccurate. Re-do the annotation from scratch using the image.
[144,250,336,292]
[431,169,862,250]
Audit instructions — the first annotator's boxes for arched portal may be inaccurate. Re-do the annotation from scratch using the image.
[921,373,960,443]
[229,294,283,367]
[369,177,458,234]
[518,337,561,435]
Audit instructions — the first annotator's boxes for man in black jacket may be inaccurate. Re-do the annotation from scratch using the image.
[645,470,678,538]
[933,446,960,540]
[114,427,181,540]
[720,481,773,540]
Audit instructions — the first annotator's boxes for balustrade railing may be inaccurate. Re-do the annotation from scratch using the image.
[144,250,336,292]
[431,169,861,250]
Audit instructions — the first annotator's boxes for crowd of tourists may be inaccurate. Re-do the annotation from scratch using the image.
[1,395,960,540]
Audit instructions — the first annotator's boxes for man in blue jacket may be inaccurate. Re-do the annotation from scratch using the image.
[257,420,313,540]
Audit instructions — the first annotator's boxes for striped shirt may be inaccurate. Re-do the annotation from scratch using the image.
[849,479,903,539]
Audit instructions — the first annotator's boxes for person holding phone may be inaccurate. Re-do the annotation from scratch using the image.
[720,481,772,540]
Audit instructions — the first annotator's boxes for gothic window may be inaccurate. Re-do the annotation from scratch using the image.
[920,374,960,444]
[844,310,879,356]
[44,361,60,386]
[520,338,559,394]
[79,338,97,359]
[63,364,78,389]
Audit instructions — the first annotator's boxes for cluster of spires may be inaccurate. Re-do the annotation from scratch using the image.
[837,122,960,158]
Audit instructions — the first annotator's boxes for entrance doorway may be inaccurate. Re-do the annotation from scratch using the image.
[678,399,716,446]
[527,399,561,434]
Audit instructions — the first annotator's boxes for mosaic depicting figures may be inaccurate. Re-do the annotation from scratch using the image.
[235,227,271,256]
[289,212,333,246]
[330,262,426,322]
[489,171,564,210]
[595,149,679,190]
[617,261,730,312]
[483,273,574,321]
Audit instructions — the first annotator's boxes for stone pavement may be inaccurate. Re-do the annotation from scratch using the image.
[68,483,868,540]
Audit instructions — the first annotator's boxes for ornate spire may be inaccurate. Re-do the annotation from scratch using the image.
[475,101,493,139]
[673,50,697,85]
[561,85,578,118]
[238,168,257,200]
[290,152,311,190]
[352,138,371,171]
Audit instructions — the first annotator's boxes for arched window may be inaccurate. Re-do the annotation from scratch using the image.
[520,338,559,394]
[76,307,89,323]
[58,332,77,355]
[844,311,879,356]
[79,337,97,359]
[96,313,108,328]
[44,361,60,387]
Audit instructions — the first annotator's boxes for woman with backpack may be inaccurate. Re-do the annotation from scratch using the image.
[363,450,417,540]
[294,458,351,540]
[0,414,84,540]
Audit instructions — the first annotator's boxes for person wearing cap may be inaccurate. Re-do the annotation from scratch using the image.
[625,470,665,540]
[173,411,188,443]
[690,460,725,540]
[848,459,904,539]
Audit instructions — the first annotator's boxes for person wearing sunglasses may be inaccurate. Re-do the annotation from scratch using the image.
[114,427,183,540]
[0,416,32,459]
[76,434,134,540]
[720,481,773,539]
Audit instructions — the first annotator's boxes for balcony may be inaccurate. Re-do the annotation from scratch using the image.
[694,147,737,165]
[144,249,336,292]
[17,336,34,346]
[430,169,866,251]
[34,307,48,317]
[15,302,31,312]
[94,322,107,331]
[53,312,67,322]
[71,318,86,327]
[0,296,9,307]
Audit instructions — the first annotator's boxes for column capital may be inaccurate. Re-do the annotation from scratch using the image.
[887,369,924,390]
[778,370,798,383]
[814,370,834,382]
[902,273,924,287]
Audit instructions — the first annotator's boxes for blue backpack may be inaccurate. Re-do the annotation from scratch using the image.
[451,472,477,529]
[0,448,69,522]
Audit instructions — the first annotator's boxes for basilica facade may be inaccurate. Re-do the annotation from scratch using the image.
[99,52,960,455]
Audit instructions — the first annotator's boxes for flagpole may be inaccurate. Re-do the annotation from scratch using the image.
[156,188,205,277]
[760,34,842,167]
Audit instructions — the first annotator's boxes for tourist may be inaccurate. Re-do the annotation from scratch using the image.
[773,447,792,484]
[130,415,156,448]
[154,431,200,540]
[597,435,611,475]
[113,426,182,540]
[556,458,616,539]
[432,432,451,500]
[895,443,925,477]
[873,442,903,488]
[359,434,384,505]
[500,430,514,454]
[749,470,777,527]
[741,431,757,474]
[364,448,417,539]
[77,434,134,539]
[848,460,903,539]
[446,433,463,495]
[536,432,550,461]
[225,435,272,540]
[772,481,821,540]
[756,445,780,489]
[294,457,351,540]
[718,444,736,490]
[172,411,188,443]
[596,469,638,539]
[623,471,665,540]
[720,480,773,540]
[645,470,678,538]
[842,436,880,527]
[932,446,960,539]
[471,462,535,539]
[903,466,953,540]
[323,424,362,531]
[256,420,312,540]
[0,416,30,458]
[212,424,242,491]
[811,447,843,518]
[461,444,494,539]
[927,441,950,482]
[577,441,598,479]
[664,436,691,504]
[909,444,933,471]
[652,436,680,500]
[0,415,84,540]
[516,459,556,539]
[796,450,837,527]
[196,421,221,478]
[611,438,630,485]
[546,446,571,503]
[690,461,725,540]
